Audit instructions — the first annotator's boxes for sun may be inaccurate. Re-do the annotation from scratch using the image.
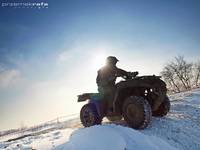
[91,51,108,70]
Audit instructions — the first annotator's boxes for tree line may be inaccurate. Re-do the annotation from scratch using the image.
[160,56,200,93]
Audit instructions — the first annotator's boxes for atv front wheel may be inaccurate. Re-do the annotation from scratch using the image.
[123,96,152,129]
[80,103,102,127]
[153,96,170,117]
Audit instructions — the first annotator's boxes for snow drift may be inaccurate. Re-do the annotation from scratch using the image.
[56,124,177,150]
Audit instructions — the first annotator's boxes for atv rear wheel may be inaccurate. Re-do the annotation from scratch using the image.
[80,103,102,127]
[123,96,152,129]
[106,116,122,122]
[153,96,170,117]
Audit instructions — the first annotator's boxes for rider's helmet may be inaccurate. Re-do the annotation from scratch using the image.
[106,56,119,65]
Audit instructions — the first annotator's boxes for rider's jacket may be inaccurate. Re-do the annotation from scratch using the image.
[96,65,128,87]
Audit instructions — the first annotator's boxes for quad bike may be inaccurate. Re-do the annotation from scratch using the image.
[78,72,170,129]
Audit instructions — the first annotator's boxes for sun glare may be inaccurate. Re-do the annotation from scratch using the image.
[91,51,108,70]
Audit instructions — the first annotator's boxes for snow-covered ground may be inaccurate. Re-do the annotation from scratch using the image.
[142,88,200,150]
[0,88,200,150]
[56,124,177,150]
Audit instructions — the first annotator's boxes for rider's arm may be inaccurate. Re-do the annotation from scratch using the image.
[116,67,139,77]
[116,68,128,77]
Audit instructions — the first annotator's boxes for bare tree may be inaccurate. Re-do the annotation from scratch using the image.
[161,56,194,92]
[168,56,192,90]
[193,60,200,87]
[161,65,180,92]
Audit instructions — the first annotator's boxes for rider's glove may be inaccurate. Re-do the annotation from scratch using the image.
[133,71,139,76]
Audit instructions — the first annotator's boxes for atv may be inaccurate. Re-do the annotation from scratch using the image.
[78,72,170,129]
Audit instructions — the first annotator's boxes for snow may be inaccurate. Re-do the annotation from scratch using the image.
[0,88,200,150]
[56,125,177,150]
[0,128,74,150]
[141,88,200,150]
[57,125,126,150]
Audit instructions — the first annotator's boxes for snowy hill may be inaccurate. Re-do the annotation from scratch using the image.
[56,124,177,150]
[0,88,200,150]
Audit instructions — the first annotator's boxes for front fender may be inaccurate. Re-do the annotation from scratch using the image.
[88,99,105,118]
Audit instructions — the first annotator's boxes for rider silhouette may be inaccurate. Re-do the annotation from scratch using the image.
[96,56,128,112]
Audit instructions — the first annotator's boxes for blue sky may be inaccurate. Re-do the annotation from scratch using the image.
[0,0,200,130]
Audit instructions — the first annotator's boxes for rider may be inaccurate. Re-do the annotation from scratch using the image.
[96,56,130,112]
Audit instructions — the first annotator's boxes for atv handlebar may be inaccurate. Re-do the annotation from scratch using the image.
[129,71,139,77]
[123,71,139,79]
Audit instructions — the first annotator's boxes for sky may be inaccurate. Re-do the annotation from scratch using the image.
[0,0,200,130]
